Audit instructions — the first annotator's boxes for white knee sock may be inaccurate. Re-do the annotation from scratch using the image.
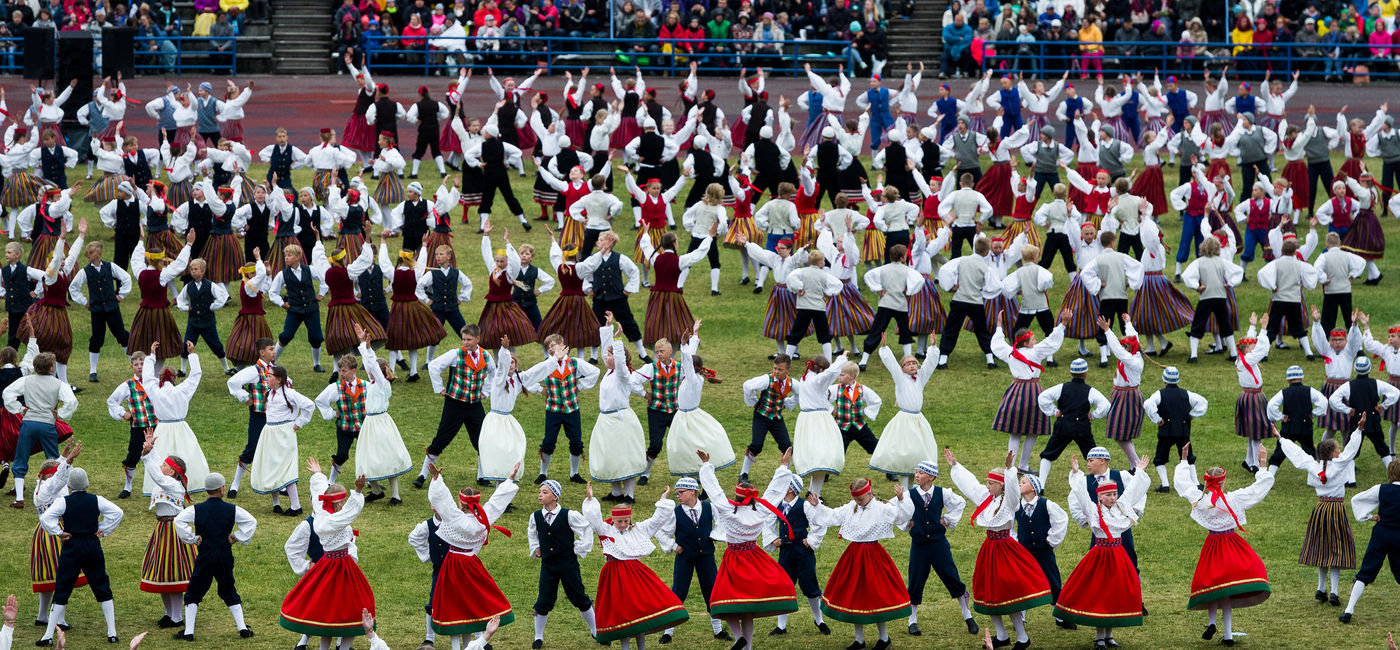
[413,159,422,175]
[1189,336,1200,357]
[230,603,246,630]
[184,603,198,635]
[37,592,52,623]
[624,477,637,497]
[877,621,889,641]
[419,453,438,479]
[853,623,865,644]
[809,472,826,497]
[1007,434,1022,464]
[1156,464,1169,486]
[426,613,435,641]
[55,362,67,383]
[1020,436,1039,470]
[710,616,723,634]
[435,156,446,174]
[741,452,756,476]
[231,463,246,491]
[328,464,341,483]
[570,454,582,477]
[1038,458,1053,486]
[1221,604,1233,640]
[710,268,720,292]
[809,596,824,623]
[1344,580,1365,614]
[776,613,788,630]
[1010,611,1027,643]
[1317,567,1327,591]
[89,352,100,375]
[101,599,117,637]
[990,615,1007,640]
[1330,568,1341,595]
[124,466,135,492]
[958,593,972,618]
[534,613,547,640]
[41,604,64,641]
[581,606,597,635]
[286,483,301,510]
[1208,603,1217,625]
[539,452,553,475]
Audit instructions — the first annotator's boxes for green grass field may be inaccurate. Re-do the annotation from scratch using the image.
[4,152,1400,650]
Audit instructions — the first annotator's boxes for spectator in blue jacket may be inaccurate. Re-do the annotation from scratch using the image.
[941,11,973,78]
[1038,4,1059,31]
[136,13,177,72]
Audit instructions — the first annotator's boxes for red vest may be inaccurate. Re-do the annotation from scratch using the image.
[1350,133,1366,157]
[558,264,585,296]
[639,194,668,228]
[795,185,821,214]
[238,281,265,315]
[391,267,419,302]
[1011,194,1035,219]
[1084,188,1110,215]
[561,181,590,210]
[325,266,357,306]
[39,274,69,308]
[1185,182,1208,215]
[651,251,681,293]
[486,270,513,302]
[1246,198,1270,230]
[138,268,170,309]
[1332,197,1354,228]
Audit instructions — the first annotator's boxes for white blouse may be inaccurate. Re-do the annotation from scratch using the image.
[1069,468,1150,538]
[308,471,364,552]
[582,496,676,560]
[427,475,518,553]
[598,325,640,413]
[142,452,187,516]
[949,463,1017,532]
[804,495,904,543]
[142,354,200,421]
[1172,462,1273,532]
[879,346,936,411]
[265,386,315,428]
[1280,434,1363,499]
[990,324,1066,381]
[791,360,845,412]
[696,461,788,544]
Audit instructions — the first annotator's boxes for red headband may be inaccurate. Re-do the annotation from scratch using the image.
[849,481,872,498]
[164,457,186,484]
[317,491,348,513]
[38,464,59,478]
[1329,329,1347,338]
[731,485,794,537]
[1388,326,1400,335]
[1013,330,1035,347]
[460,491,513,543]
[1095,482,1118,494]
[1121,336,1140,354]
[610,504,633,517]
[986,470,1005,483]
[1204,471,1248,533]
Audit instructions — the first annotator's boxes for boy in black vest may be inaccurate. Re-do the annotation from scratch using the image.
[1328,356,1400,468]
[1013,474,1072,630]
[258,128,305,192]
[465,123,528,234]
[1145,366,1210,492]
[897,459,977,637]
[396,181,433,253]
[658,476,729,642]
[178,258,233,375]
[358,232,390,331]
[1,241,42,349]
[99,180,148,271]
[763,451,831,637]
[37,465,124,645]
[1036,358,1111,485]
[1339,459,1400,623]
[1266,364,1327,476]
[69,239,132,382]
[576,231,649,362]
[268,240,328,372]
[172,472,257,641]
[418,244,473,352]
[409,503,448,648]
[512,242,552,329]
[408,84,449,178]
[1070,447,1145,572]
[527,478,597,648]
[34,130,78,189]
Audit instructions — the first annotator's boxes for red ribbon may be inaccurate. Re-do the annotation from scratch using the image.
[1238,358,1258,384]
[317,492,347,513]
[1204,472,1248,534]
[969,494,996,526]
[1095,502,1117,542]
[730,486,794,538]
[459,492,512,544]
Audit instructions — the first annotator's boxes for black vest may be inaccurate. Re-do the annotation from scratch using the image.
[1280,383,1317,440]
[147,206,171,232]
[644,99,665,126]
[673,501,715,558]
[1347,376,1383,433]
[282,266,317,315]
[3,264,34,313]
[246,202,271,243]
[341,206,366,234]
[754,139,782,176]
[303,516,324,563]
[39,146,68,187]
[187,202,214,237]
[192,497,238,559]
[124,150,152,187]
[498,103,520,142]
[211,206,234,235]
[482,139,506,170]
[113,198,142,236]
[266,144,294,184]
[921,140,942,171]
[416,97,440,134]
[430,268,460,313]
[1155,385,1194,439]
[535,507,579,563]
[185,279,216,328]
[1014,498,1054,549]
[637,132,665,167]
[294,205,318,250]
[816,141,840,176]
[1379,484,1400,533]
[83,263,119,312]
[374,97,399,136]
[513,264,539,307]
[593,253,626,302]
[62,491,100,536]
[907,486,949,545]
[425,517,448,569]
[555,149,581,178]
[402,200,429,248]
[745,102,771,142]
[358,264,387,313]
[1054,379,1093,436]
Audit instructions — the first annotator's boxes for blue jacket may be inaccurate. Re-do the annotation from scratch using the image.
[944,22,973,58]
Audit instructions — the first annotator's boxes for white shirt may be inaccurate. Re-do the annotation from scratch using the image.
[1037,380,1112,418]
[176,279,230,314]
[417,265,473,307]
[1266,382,1328,425]
[896,483,967,532]
[744,245,808,284]
[1234,327,1270,389]
[284,516,359,575]
[1145,387,1210,425]
[39,489,123,537]
[141,452,187,515]
[68,260,133,308]
[693,461,788,544]
[949,463,1018,532]
[990,324,1065,380]
[142,354,200,421]
[878,346,937,411]
[1015,496,1068,548]
[1312,323,1362,380]
[760,466,829,552]
[1102,325,1143,388]
[804,495,903,543]
[582,496,675,560]
[173,497,257,547]
[742,373,796,411]
[575,250,640,294]
[1068,468,1149,537]
[1173,462,1273,532]
[1279,433,1364,499]
[1351,481,1400,522]
[2,376,78,420]
[570,189,626,231]
[791,359,845,412]
[264,385,315,427]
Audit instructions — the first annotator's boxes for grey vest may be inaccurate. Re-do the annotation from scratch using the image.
[1032,142,1060,174]
[952,255,988,305]
[793,267,829,311]
[1304,128,1332,164]
[1197,256,1230,300]
[952,132,980,169]
[1378,131,1400,163]
[1179,133,1201,163]
[1043,200,1070,233]
[1099,139,1126,177]
[1320,249,1354,295]
[1236,128,1267,163]
[948,190,983,226]
[876,264,912,311]
[1271,257,1303,302]
[1111,196,1142,235]
[1097,251,1129,300]
[1016,265,1049,312]
[21,375,64,424]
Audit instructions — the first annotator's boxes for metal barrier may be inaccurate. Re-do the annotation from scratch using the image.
[358,34,852,76]
[133,34,239,75]
[0,36,19,75]
[970,39,1400,80]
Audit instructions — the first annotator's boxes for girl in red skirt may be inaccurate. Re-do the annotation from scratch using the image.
[342,58,380,161]
[582,484,690,648]
[1099,316,1147,466]
[280,459,375,650]
[946,449,1052,648]
[24,225,84,384]
[321,242,389,361]
[1203,124,1233,183]
[1059,454,1151,648]
[137,431,194,630]
[975,125,1032,226]
[424,461,520,649]
[227,254,272,367]
[990,315,1067,472]
[478,228,537,354]
[1066,165,1114,229]
[1339,117,1370,180]
[537,163,595,253]
[386,245,443,382]
[694,452,798,646]
[1174,446,1275,646]
[803,476,911,649]
[637,225,716,347]
[127,231,195,361]
[1276,431,1358,606]
[1131,127,1170,217]
[1279,119,1313,211]
[539,234,601,362]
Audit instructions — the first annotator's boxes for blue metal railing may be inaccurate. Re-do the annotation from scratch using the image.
[357,34,851,76]
[970,39,1400,80]
[133,35,239,75]
[0,37,19,74]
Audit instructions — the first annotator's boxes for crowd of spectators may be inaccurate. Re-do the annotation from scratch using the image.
[939,0,1400,81]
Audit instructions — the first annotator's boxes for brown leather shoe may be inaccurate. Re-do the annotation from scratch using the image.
[10,500,25,509]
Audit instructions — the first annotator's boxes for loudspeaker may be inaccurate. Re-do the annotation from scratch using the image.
[102,26,136,79]
[21,27,54,80]
[57,33,94,124]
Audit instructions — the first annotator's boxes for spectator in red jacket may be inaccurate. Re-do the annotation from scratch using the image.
[402,12,428,48]
[473,0,503,34]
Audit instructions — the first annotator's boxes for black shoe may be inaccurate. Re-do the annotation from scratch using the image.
[1241,461,1255,473]
[1154,485,1170,493]
[283,507,303,517]
[570,474,587,484]
[70,386,83,395]
[1045,359,1059,367]
[1307,354,1317,361]
[397,359,410,371]
[389,497,402,505]
[272,505,283,514]
[966,617,979,634]
[447,162,461,171]
[1226,356,1238,363]
[1346,481,1357,488]
[1316,589,1328,602]
[413,475,427,489]
[158,615,180,629]
[753,286,763,294]
[1093,642,1106,650]
[173,632,194,641]
[1187,356,1198,364]
[1159,341,1174,356]
[767,353,778,360]
[534,474,547,485]
[118,489,131,499]
[228,489,237,499]
[844,643,866,650]
[639,355,652,364]
[88,372,99,383]
[937,362,948,370]
[991,637,1012,648]
[476,228,485,235]
[533,641,543,649]
[314,364,325,373]
[1330,593,1341,606]
[817,622,831,635]
[407,373,420,383]
[872,640,892,650]
[365,491,386,502]
[1202,624,1217,640]
[723,635,741,648]
[1011,642,1030,650]
[1141,605,1148,616]
[711,290,720,296]
[1098,360,1109,368]
[908,622,922,636]
[1339,612,1352,623]
[659,633,673,644]
[34,641,53,648]
[988,361,997,369]
[637,476,649,486]
[328,374,337,385]
[1104,640,1120,649]
[409,173,419,179]
[769,627,787,636]
[177,369,187,378]
[737,473,749,482]
[1173,273,1182,283]
[1204,345,1223,355]
[108,637,119,644]
[588,358,598,365]
[477,477,493,487]
[858,363,867,372]
[1054,619,1077,630]
[740,277,751,286]
[521,221,533,232]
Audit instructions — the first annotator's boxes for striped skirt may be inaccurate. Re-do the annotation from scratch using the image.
[968,295,1018,334]
[909,275,946,335]
[829,283,875,337]
[537,294,601,350]
[460,166,484,207]
[326,303,388,356]
[1199,110,1229,137]
[1234,388,1269,440]
[1341,208,1385,260]
[632,228,662,268]
[1105,386,1145,441]
[560,218,585,253]
[1002,218,1043,250]
[166,179,194,212]
[141,518,195,593]
[31,525,86,593]
[993,378,1051,437]
[643,290,694,347]
[22,303,73,364]
[1129,272,1194,335]
[1299,497,1356,569]
[312,170,337,202]
[1387,375,1400,424]
[336,232,367,257]
[861,228,887,265]
[763,285,803,341]
[388,299,447,351]
[2,171,48,208]
[724,216,760,249]
[841,160,869,205]
[1205,158,1233,185]
[1320,379,1351,432]
[228,312,273,366]
[26,233,60,268]
[423,232,456,265]
[1204,285,1239,335]
[533,172,559,205]
[1059,275,1102,340]
[265,234,298,275]
[147,229,185,257]
[128,307,183,359]
[203,233,246,283]
[479,300,536,350]
[374,173,405,207]
[794,210,822,249]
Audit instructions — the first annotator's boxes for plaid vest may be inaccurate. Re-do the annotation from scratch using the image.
[833,384,866,430]
[756,375,790,420]
[249,361,272,413]
[335,378,368,432]
[446,347,490,403]
[544,358,581,413]
[648,362,681,413]
[126,377,156,428]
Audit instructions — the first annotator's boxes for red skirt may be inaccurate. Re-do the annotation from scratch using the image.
[972,531,1053,615]
[821,541,912,624]
[563,119,587,149]
[140,518,195,593]
[1205,158,1232,183]
[1054,538,1143,627]
[975,161,1014,217]
[1340,157,1368,180]
[431,551,515,634]
[440,122,462,155]
[643,290,693,347]
[479,299,537,349]
[388,299,447,351]
[609,117,643,150]
[342,112,376,152]
[1281,160,1310,209]
[595,557,690,643]
[1130,165,1168,216]
[1188,530,1271,610]
[280,550,375,637]
[710,541,799,618]
[219,120,245,142]
[1069,162,1099,212]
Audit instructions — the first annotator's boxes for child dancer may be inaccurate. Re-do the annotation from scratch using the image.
[1338,458,1400,623]
[991,313,1069,473]
[477,228,536,351]
[869,335,939,487]
[1036,358,1113,484]
[28,442,83,634]
[582,484,690,648]
[267,238,329,371]
[790,352,851,498]
[1277,419,1363,607]
[588,316,646,502]
[224,338,276,500]
[637,225,715,347]
[176,258,233,376]
[1338,172,1386,284]
[527,477,598,647]
[538,234,601,362]
[1098,315,1147,466]
[820,230,876,357]
[1182,236,1244,362]
[424,461,519,650]
[136,430,195,632]
[141,340,211,501]
[226,253,271,369]
[664,322,735,477]
[519,325,604,485]
[127,231,195,362]
[247,366,314,515]
[1058,454,1151,648]
[740,234,808,358]
[896,459,978,637]
[761,451,830,637]
[739,355,797,482]
[1234,315,1273,472]
[170,470,256,642]
[27,226,83,384]
[1312,314,1364,440]
[1145,367,1210,492]
[1129,219,1193,354]
[36,458,124,646]
[1328,355,1400,467]
[1174,446,1275,646]
[1001,244,1061,362]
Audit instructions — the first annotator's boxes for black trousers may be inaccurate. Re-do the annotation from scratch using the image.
[1039,428,1097,461]
[1307,161,1336,215]
[1118,233,1144,259]
[1015,309,1056,336]
[1041,232,1077,273]
[957,166,983,187]
[1153,435,1197,466]
[367,306,390,330]
[883,229,911,264]
[908,538,967,604]
[1266,300,1305,341]
[1032,172,1060,201]
[330,426,359,467]
[816,173,841,208]
[533,558,593,615]
[412,130,442,160]
[122,425,146,469]
[88,308,130,354]
[950,225,978,258]
[519,301,542,329]
[434,308,468,339]
[239,410,266,465]
[185,321,226,358]
[6,310,24,349]
[1096,299,1129,344]
[53,536,113,605]
[1240,159,1272,198]
[864,307,912,353]
[788,309,833,346]
[1381,160,1400,208]
[580,229,607,260]
[673,552,718,610]
[541,409,584,456]
[687,234,721,269]
[1268,431,1314,467]
[646,408,675,460]
[183,553,241,606]
[1320,292,1354,333]
[840,424,878,454]
[1189,297,1234,339]
[939,300,992,356]
[779,545,822,598]
[113,232,141,272]
[1026,546,1061,603]
[748,415,791,456]
[1347,421,1393,459]
[1355,528,1400,585]
[479,169,524,216]
[593,296,642,342]
[243,234,269,266]
[278,309,324,348]
[427,398,485,456]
